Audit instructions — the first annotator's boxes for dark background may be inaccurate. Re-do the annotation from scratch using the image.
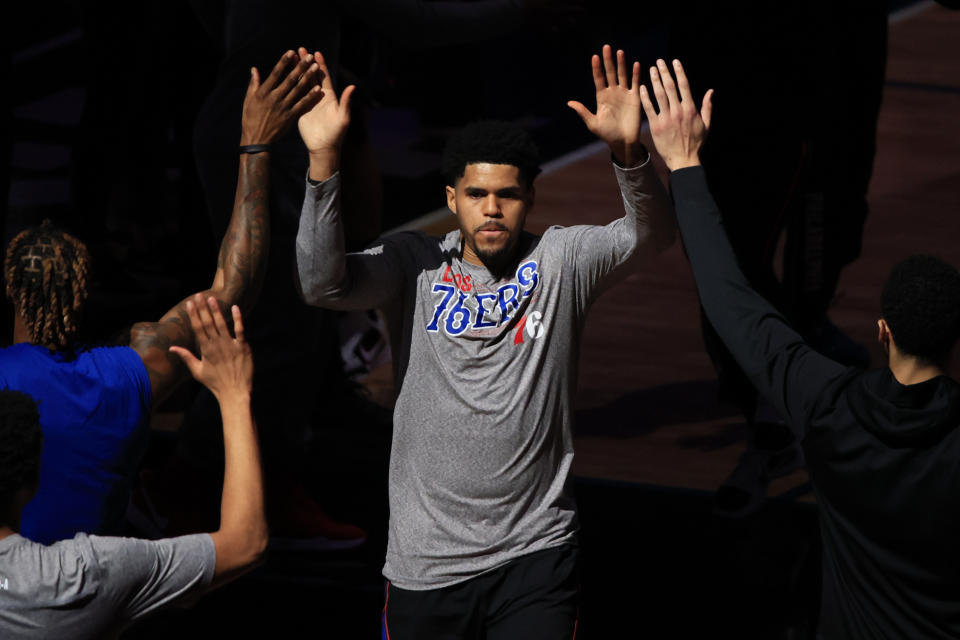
[0,1,931,637]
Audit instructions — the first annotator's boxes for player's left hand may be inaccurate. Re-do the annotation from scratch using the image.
[297,49,356,157]
[169,295,253,403]
[568,44,644,167]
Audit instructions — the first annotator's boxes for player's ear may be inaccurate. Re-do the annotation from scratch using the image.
[525,184,535,213]
[877,318,891,353]
[446,185,457,215]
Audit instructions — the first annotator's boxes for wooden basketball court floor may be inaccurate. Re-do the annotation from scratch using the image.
[365,1,960,500]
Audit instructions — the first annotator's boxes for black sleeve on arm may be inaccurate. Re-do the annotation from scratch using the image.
[670,166,849,439]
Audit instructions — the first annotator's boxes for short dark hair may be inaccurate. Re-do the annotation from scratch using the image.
[0,390,44,523]
[881,255,960,362]
[441,120,542,188]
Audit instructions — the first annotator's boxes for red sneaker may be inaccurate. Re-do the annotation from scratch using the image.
[268,480,367,551]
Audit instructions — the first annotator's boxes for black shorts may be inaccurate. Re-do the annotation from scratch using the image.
[382,544,579,640]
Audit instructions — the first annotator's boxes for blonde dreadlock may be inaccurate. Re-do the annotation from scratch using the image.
[4,220,91,350]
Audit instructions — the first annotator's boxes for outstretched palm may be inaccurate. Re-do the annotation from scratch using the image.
[297,48,356,154]
[568,45,643,166]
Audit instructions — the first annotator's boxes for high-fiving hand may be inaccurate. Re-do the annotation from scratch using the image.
[568,45,644,167]
[639,59,713,171]
[297,48,356,157]
[169,294,253,404]
[240,49,323,146]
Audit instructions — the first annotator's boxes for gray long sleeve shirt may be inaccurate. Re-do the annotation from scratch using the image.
[296,157,673,589]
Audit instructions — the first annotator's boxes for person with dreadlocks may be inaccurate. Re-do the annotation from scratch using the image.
[4,221,91,351]
[0,48,322,545]
[1,298,269,639]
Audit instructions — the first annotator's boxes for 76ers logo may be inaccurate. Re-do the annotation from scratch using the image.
[426,260,543,343]
[513,311,545,344]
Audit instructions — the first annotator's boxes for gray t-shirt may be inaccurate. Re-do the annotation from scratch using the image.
[0,532,216,639]
[297,158,673,589]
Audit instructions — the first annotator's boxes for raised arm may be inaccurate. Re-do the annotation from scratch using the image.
[295,52,406,311]
[130,49,323,404]
[641,59,848,435]
[169,295,265,587]
[563,45,675,293]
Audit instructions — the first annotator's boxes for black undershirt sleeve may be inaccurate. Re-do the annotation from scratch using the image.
[670,166,849,439]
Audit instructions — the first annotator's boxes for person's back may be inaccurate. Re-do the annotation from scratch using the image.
[0,531,213,639]
[805,367,960,638]
[0,343,150,543]
[0,298,267,639]
[638,59,960,638]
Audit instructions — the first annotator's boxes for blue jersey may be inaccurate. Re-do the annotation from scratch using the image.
[0,343,151,544]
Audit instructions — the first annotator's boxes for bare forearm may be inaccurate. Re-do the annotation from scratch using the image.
[214,153,271,310]
[211,392,266,582]
[219,397,264,539]
[308,148,339,182]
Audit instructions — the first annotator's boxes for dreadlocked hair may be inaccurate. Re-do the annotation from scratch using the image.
[0,389,43,523]
[4,220,91,350]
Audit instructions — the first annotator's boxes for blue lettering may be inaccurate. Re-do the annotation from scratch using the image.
[497,283,521,322]
[445,292,472,335]
[473,293,499,329]
[517,260,539,297]
[426,284,456,332]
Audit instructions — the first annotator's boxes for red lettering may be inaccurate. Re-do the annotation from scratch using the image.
[514,316,527,345]
[442,267,474,292]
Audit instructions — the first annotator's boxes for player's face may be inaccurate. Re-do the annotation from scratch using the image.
[446,163,534,270]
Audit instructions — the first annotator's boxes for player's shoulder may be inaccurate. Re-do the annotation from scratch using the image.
[74,345,150,401]
[536,224,588,252]
[541,224,571,238]
[76,344,144,374]
[0,342,48,359]
[6,532,99,586]
[0,342,134,366]
[372,229,459,262]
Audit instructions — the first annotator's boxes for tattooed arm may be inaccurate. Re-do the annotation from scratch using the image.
[130,48,323,404]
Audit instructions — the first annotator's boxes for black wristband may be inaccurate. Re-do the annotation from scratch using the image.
[239,144,271,154]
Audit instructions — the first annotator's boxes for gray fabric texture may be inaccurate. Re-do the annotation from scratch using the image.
[297,157,673,589]
[0,532,215,639]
